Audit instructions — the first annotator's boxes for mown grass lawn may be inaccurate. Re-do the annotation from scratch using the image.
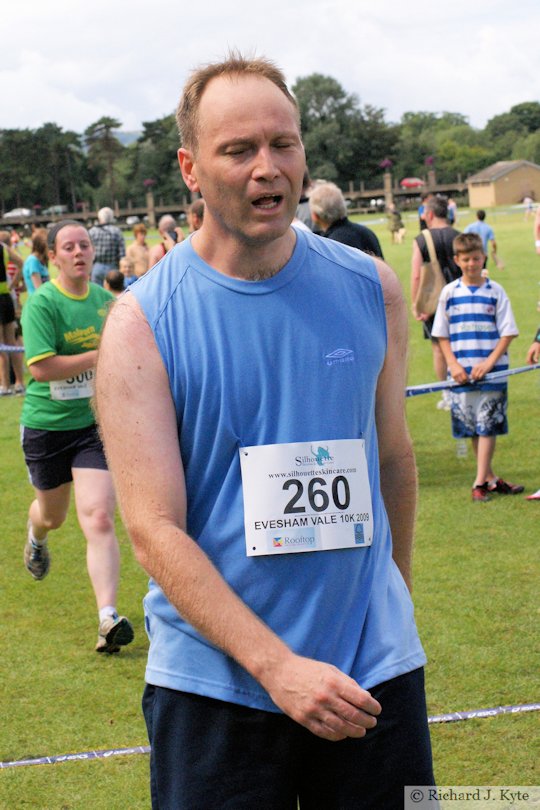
[0,207,538,808]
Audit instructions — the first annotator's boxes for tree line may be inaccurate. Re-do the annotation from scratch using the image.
[2,74,539,214]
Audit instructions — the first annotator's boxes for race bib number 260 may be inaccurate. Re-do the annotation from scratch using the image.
[239,439,373,557]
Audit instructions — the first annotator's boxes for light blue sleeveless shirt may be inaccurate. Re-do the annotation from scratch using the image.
[131,229,426,711]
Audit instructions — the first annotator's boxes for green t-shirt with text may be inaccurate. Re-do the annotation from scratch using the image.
[21,279,113,430]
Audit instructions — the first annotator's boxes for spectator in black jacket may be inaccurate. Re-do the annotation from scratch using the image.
[309,182,384,258]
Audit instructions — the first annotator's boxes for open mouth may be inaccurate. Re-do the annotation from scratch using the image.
[252,195,283,210]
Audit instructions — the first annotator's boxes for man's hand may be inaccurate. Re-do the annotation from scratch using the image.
[263,654,381,742]
[412,305,429,322]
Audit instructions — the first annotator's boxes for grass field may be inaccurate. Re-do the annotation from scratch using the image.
[1,209,539,808]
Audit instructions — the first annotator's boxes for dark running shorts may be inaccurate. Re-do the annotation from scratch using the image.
[142,668,434,809]
[21,424,108,490]
[0,293,15,325]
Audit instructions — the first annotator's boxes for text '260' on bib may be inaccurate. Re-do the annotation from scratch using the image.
[239,439,373,557]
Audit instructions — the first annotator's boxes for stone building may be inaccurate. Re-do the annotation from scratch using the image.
[467,160,540,207]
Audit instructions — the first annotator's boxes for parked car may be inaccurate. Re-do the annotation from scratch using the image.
[3,207,32,218]
[42,205,68,216]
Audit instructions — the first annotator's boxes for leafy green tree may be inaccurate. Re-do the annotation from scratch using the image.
[293,73,358,183]
[34,124,87,210]
[393,113,438,179]
[0,125,90,213]
[393,111,481,181]
[348,105,399,187]
[126,114,187,206]
[484,111,525,141]
[512,130,540,164]
[482,111,527,160]
[84,116,124,206]
[292,74,397,187]
[509,102,540,134]
[435,140,494,181]
[0,129,37,211]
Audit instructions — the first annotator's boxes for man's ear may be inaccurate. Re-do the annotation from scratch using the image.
[178,148,200,193]
[311,212,323,229]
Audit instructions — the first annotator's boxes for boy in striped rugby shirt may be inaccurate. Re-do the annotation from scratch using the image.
[432,232,523,502]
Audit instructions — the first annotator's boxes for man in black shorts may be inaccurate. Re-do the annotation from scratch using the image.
[96,53,434,808]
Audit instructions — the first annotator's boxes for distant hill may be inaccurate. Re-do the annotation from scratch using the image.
[114,130,142,146]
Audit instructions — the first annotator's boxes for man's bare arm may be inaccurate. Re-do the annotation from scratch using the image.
[375,260,417,591]
[95,294,381,741]
[410,241,428,321]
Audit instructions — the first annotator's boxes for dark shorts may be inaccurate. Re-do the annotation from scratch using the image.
[21,424,108,490]
[422,315,437,340]
[142,667,434,810]
[0,293,15,325]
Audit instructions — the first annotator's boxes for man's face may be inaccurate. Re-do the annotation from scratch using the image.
[179,74,305,247]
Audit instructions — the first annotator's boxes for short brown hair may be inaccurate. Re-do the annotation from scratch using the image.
[176,51,300,153]
[453,232,483,254]
[133,223,147,236]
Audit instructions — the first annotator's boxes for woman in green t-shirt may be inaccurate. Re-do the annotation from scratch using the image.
[21,221,134,654]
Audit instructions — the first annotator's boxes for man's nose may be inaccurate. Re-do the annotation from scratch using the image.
[252,147,280,181]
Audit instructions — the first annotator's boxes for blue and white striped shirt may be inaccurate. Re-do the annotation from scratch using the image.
[432,277,518,391]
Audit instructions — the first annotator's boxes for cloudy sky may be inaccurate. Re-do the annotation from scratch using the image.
[2,0,539,135]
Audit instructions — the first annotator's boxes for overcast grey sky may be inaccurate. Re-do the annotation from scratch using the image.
[2,0,539,134]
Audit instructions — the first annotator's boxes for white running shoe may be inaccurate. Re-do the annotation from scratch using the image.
[96,615,134,654]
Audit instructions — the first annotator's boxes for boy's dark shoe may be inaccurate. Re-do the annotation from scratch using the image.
[488,478,524,495]
[472,483,490,502]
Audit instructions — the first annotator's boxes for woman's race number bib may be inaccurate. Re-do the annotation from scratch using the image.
[50,369,94,401]
[239,439,373,557]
